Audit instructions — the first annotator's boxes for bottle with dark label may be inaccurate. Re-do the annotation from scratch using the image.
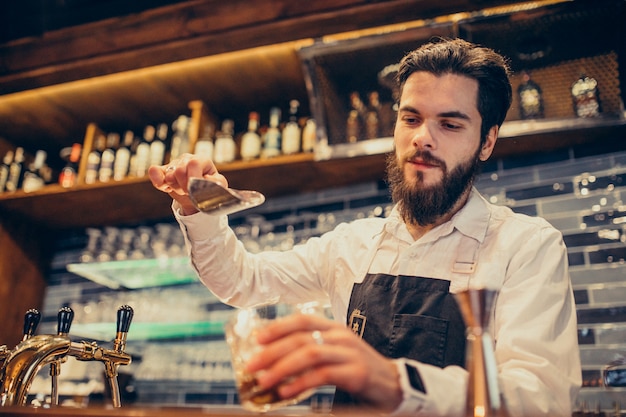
[85,134,105,184]
[99,132,119,182]
[517,71,544,120]
[282,100,301,155]
[240,112,262,161]
[571,74,601,118]
[5,147,25,192]
[0,149,14,193]
[114,131,134,181]
[262,108,281,158]
[214,119,236,163]
[59,143,82,188]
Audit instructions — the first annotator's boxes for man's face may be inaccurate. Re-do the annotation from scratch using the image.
[388,71,497,225]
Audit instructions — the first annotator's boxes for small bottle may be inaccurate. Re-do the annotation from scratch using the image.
[214,119,236,163]
[132,125,154,177]
[98,132,119,182]
[22,150,47,193]
[5,147,25,192]
[85,134,105,184]
[59,143,82,188]
[282,100,301,155]
[517,71,544,120]
[114,130,134,181]
[262,107,282,158]
[301,118,317,153]
[240,112,262,161]
[346,110,361,143]
[150,123,168,166]
[365,92,380,140]
[169,115,191,161]
[571,74,601,118]
[194,124,215,160]
[0,150,14,193]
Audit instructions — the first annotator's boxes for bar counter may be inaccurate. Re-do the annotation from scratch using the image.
[0,406,384,417]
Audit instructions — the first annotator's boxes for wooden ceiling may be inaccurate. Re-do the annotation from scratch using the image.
[0,0,539,168]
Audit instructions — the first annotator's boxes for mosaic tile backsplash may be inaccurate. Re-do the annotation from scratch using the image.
[37,146,626,413]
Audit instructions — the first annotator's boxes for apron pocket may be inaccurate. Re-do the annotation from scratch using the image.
[390,314,449,367]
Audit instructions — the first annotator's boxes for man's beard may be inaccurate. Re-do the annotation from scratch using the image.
[386,147,482,226]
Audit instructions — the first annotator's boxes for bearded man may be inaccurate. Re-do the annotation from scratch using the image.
[149,38,581,417]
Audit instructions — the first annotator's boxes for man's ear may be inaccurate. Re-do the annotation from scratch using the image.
[479,125,499,162]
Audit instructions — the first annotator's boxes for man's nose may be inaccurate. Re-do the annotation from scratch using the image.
[411,122,435,149]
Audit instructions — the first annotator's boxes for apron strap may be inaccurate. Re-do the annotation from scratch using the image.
[450,234,480,292]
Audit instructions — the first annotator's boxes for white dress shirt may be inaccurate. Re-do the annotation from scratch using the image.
[174,187,581,416]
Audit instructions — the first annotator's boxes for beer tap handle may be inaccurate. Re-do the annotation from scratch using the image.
[106,305,134,408]
[51,307,73,406]
[57,306,74,336]
[22,309,41,341]
[114,305,133,352]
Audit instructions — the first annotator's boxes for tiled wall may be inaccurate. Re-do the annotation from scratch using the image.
[34,145,626,412]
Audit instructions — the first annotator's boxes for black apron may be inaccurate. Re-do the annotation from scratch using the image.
[332,233,480,407]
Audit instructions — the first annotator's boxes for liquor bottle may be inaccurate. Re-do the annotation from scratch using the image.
[240,111,262,161]
[262,107,282,158]
[22,150,48,193]
[214,119,236,163]
[169,115,191,161]
[59,143,82,188]
[282,100,301,155]
[0,149,14,193]
[301,118,317,153]
[364,92,380,140]
[347,91,366,142]
[114,130,134,181]
[370,91,395,137]
[517,71,544,120]
[5,146,25,192]
[133,125,154,177]
[571,74,601,118]
[85,133,105,184]
[194,124,215,160]
[98,132,119,182]
[151,123,168,166]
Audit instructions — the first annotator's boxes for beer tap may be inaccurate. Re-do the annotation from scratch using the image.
[50,307,73,406]
[0,305,134,408]
[22,309,41,342]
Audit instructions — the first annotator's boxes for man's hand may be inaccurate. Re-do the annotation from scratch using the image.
[148,153,228,216]
[245,313,403,411]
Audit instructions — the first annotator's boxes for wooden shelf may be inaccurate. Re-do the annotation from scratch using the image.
[0,151,387,230]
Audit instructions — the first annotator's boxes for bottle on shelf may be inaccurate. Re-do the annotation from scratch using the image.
[262,107,282,158]
[370,91,395,137]
[282,100,301,155]
[114,131,134,181]
[240,111,262,161]
[364,92,380,140]
[0,149,14,193]
[169,115,191,162]
[133,125,154,177]
[85,134,105,184]
[346,110,361,144]
[151,123,168,166]
[214,119,236,164]
[301,118,317,153]
[517,70,544,120]
[59,143,82,188]
[98,132,119,183]
[571,73,601,118]
[22,150,48,193]
[5,147,25,192]
[194,124,215,160]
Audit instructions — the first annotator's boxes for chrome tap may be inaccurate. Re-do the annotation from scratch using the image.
[1,309,41,369]
[455,288,507,417]
[0,305,134,408]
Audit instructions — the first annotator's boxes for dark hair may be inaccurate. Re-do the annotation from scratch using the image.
[396,38,512,143]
